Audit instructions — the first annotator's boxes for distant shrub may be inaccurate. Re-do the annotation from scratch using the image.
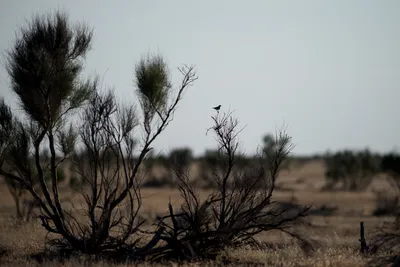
[263,133,290,170]
[69,175,87,191]
[141,151,169,187]
[168,147,193,169]
[198,149,226,188]
[202,150,222,168]
[198,134,287,190]
[323,149,380,191]
[197,153,252,189]
[44,168,66,183]
[372,152,400,216]
[141,148,194,188]
[57,168,67,182]
[381,152,400,187]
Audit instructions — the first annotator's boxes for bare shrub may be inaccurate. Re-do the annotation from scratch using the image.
[370,217,400,255]
[373,190,400,217]
[154,111,311,260]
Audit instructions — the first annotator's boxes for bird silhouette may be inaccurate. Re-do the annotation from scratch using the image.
[213,105,221,111]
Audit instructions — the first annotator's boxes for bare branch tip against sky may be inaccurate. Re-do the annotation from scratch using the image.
[0,0,399,156]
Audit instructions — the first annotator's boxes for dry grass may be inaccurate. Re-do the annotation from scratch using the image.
[0,160,397,266]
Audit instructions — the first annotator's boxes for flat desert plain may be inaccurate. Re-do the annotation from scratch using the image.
[0,160,397,267]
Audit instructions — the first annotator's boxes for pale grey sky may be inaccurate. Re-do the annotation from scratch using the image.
[1,0,399,156]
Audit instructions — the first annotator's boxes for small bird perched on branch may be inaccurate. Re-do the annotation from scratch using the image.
[213,105,221,111]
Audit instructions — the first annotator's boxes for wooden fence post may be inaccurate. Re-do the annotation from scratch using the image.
[359,221,369,254]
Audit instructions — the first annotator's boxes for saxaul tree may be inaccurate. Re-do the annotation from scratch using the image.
[0,11,95,227]
[0,10,197,254]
